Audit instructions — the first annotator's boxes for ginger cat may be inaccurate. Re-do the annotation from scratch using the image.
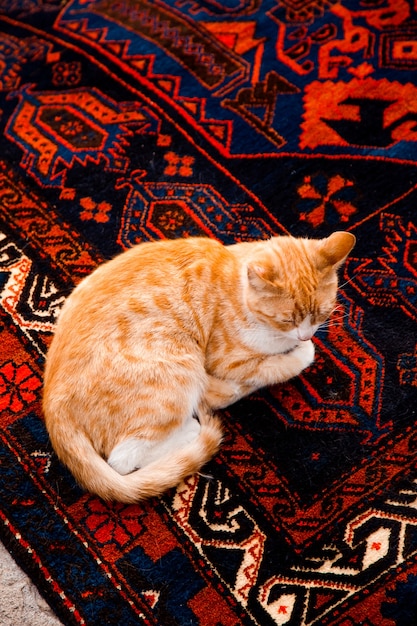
[43,232,355,503]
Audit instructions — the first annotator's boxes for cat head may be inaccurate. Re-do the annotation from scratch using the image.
[245,232,356,341]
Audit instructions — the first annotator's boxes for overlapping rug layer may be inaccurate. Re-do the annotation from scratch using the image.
[1,1,417,624]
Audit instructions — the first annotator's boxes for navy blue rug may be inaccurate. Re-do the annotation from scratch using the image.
[1,1,417,624]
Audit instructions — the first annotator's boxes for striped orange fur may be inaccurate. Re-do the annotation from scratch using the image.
[42,232,355,503]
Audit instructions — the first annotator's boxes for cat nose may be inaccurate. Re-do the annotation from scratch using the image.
[297,329,313,341]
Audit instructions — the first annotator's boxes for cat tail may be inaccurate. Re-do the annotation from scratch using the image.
[51,408,223,504]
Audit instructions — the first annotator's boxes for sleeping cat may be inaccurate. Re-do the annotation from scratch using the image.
[43,232,355,503]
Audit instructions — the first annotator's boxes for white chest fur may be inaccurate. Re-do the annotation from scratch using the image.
[238,322,298,355]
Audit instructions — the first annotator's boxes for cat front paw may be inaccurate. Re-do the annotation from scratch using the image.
[294,339,315,370]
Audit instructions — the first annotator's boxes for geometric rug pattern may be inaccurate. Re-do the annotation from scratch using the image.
[1,1,417,624]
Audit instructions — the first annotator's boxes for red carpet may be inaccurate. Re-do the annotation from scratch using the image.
[1,1,417,624]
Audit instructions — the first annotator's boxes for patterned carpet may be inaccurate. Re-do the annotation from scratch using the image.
[1,1,417,624]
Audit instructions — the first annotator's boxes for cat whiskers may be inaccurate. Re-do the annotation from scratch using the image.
[198,471,214,481]
[319,313,349,327]
[315,307,349,334]
[337,273,356,290]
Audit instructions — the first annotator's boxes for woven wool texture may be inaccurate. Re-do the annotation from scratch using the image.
[1,1,417,625]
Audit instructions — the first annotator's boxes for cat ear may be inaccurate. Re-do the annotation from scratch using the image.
[247,262,283,292]
[318,231,356,270]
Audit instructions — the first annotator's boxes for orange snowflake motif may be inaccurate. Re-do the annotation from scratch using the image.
[0,361,42,413]
[52,61,82,87]
[163,152,194,177]
[79,197,112,223]
[60,119,85,138]
[297,174,357,227]
[157,209,185,231]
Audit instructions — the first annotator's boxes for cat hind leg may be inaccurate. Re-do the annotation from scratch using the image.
[204,375,250,410]
[107,416,201,475]
[107,438,148,475]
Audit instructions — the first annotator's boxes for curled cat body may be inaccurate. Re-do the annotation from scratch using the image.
[43,232,355,503]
